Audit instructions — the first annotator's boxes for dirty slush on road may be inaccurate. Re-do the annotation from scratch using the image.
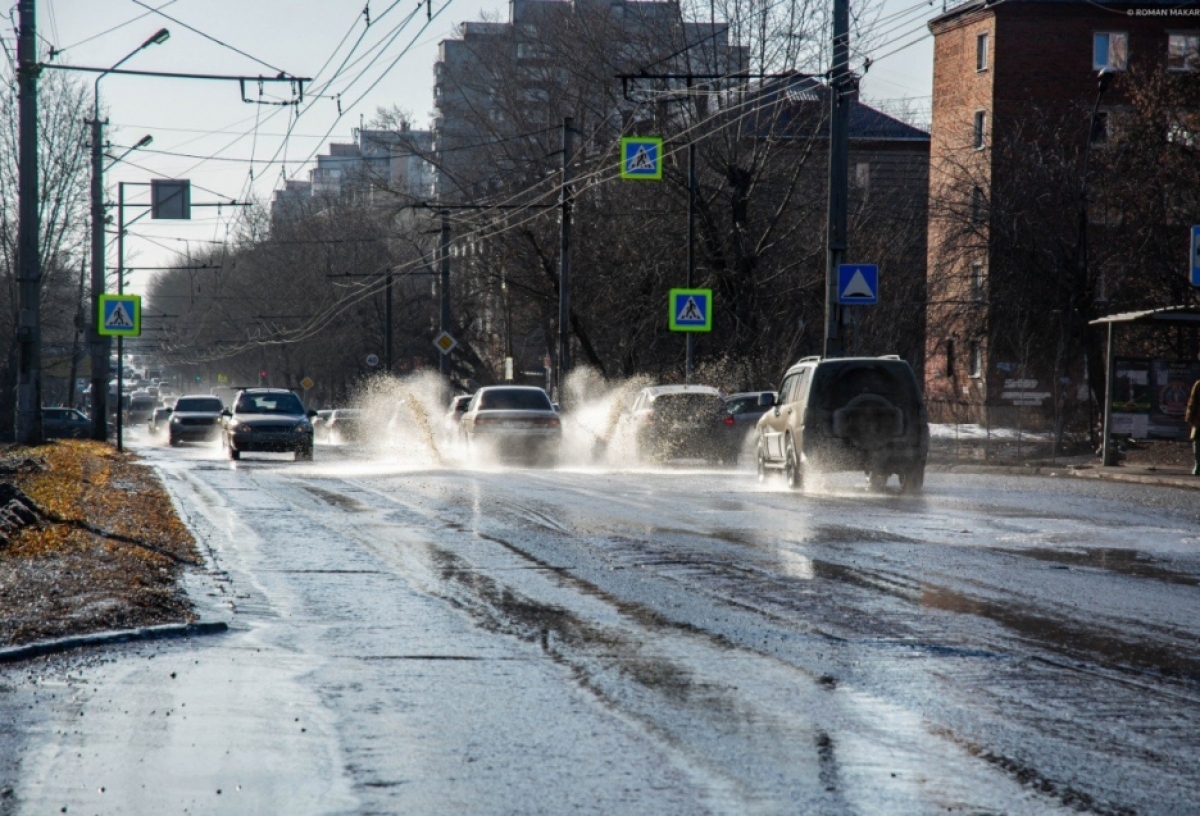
[0,441,202,647]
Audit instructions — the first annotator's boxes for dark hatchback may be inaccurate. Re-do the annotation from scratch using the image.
[221,388,316,461]
[43,407,91,439]
[620,385,737,464]
[166,395,225,446]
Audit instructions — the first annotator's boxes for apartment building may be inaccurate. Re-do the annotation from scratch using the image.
[923,0,1198,423]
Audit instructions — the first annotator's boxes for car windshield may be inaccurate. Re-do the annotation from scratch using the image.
[175,397,223,412]
[235,393,305,415]
[477,389,552,411]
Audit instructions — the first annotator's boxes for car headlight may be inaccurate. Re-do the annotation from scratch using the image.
[227,420,242,431]
[170,416,180,424]
[296,423,311,433]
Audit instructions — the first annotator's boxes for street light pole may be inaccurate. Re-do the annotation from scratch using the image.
[15,0,41,444]
[88,28,168,442]
[1065,66,1108,463]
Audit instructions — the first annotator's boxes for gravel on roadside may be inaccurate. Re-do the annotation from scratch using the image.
[0,441,202,647]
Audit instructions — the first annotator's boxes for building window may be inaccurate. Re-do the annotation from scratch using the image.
[971,186,986,224]
[1093,32,1128,71]
[945,339,955,377]
[970,262,985,301]
[1168,33,1200,71]
[973,110,987,149]
[968,341,983,378]
[854,162,870,188]
[976,33,989,71]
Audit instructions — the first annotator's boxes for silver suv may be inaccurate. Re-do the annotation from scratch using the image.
[755,356,929,491]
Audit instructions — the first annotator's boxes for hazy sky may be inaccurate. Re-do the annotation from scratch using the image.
[35,0,935,289]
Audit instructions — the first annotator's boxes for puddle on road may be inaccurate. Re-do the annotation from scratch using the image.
[993,547,1199,586]
[803,524,925,546]
[919,584,1200,683]
[300,485,369,512]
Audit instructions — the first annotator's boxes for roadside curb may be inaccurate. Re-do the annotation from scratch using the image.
[0,620,229,665]
[931,461,1200,491]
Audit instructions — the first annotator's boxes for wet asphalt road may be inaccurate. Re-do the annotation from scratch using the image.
[3,435,1200,815]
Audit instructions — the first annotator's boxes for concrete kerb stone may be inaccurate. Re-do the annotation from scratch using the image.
[932,461,1200,491]
[0,620,228,664]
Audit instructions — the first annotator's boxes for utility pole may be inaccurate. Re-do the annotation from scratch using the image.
[823,0,851,359]
[385,268,393,374]
[15,0,42,444]
[67,258,86,408]
[88,110,108,439]
[558,117,574,394]
[686,139,696,382]
[439,210,451,376]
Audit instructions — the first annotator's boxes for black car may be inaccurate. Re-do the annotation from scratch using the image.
[43,407,91,439]
[221,388,317,461]
[616,385,737,464]
[165,395,225,446]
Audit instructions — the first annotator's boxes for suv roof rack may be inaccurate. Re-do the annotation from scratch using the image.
[796,355,822,363]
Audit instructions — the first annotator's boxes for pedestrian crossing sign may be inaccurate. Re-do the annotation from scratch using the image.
[668,288,712,332]
[98,294,141,337]
[837,264,879,305]
[620,136,663,180]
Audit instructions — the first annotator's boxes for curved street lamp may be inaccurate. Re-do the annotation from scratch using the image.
[88,29,169,441]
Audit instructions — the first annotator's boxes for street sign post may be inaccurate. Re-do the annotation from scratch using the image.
[619,137,663,180]
[837,264,879,305]
[433,331,457,355]
[668,288,713,332]
[366,353,379,367]
[97,294,142,336]
[1190,225,1200,287]
[301,377,314,390]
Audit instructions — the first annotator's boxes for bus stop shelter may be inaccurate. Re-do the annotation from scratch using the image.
[1091,305,1200,466]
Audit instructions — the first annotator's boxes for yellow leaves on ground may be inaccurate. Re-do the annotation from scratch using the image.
[6,440,199,565]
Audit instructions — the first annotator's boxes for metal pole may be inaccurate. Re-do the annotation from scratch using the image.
[558,116,573,391]
[686,139,696,383]
[116,182,125,452]
[1101,321,1116,466]
[823,0,850,359]
[15,0,42,444]
[67,258,85,407]
[385,268,393,374]
[439,210,450,376]
[89,107,109,439]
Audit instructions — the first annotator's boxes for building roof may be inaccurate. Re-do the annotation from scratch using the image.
[746,74,930,142]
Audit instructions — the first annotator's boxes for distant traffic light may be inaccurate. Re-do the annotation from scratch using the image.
[259,369,267,385]
[194,374,201,382]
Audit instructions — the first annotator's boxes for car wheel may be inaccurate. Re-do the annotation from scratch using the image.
[296,445,313,462]
[756,445,769,484]
[869,471,888,491]
[900,464,925,493]
[168,433,180,447]
[784,438,803,491]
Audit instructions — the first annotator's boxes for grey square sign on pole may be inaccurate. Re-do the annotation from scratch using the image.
[151,179,191,220]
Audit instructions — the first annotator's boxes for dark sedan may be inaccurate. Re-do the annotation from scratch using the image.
[720,391,776,463]
[221,388,316,461]
[166,395,226,446]
[43,407,91,439]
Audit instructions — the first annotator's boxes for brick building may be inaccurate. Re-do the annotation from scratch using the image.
[923,0,1199,423]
